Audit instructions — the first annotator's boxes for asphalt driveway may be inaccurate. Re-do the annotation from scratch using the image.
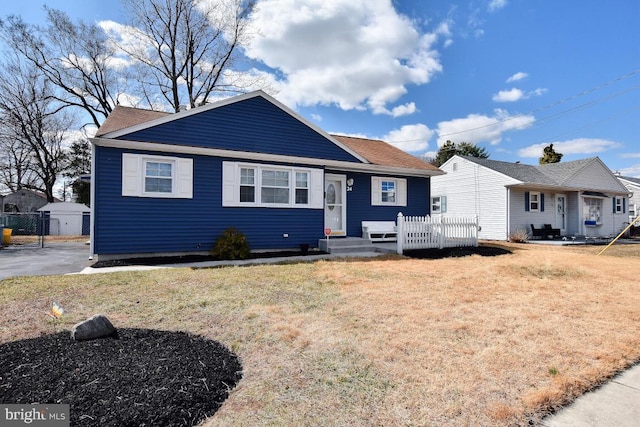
[0,242,93,280]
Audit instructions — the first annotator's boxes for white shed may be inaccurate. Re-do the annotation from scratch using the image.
[38,202,90,236]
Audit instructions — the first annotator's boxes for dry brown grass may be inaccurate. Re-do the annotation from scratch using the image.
[1,242,639,426]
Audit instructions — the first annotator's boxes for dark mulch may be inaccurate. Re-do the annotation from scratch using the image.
[403,245,512,259]
[0,329,242,426]
[91,249,328,268]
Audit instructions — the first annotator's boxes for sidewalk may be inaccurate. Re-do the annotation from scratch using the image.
[541,363,640,426]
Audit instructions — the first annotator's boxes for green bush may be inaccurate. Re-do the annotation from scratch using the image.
[211,227,251,260]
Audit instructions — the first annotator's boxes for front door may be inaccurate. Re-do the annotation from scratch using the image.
[324,174,346,236]
[556,194,566,233]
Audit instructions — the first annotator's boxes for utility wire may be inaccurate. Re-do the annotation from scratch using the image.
[387,68,640,144]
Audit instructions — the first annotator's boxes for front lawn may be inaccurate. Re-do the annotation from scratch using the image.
[1,242,639,426]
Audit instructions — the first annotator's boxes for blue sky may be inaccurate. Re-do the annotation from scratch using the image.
[5,0,640,175]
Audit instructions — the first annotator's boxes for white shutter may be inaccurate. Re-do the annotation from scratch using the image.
[222,161,238,206]
[371,177,381,205]
[175,158,193,199]
[397,178,407,207]
[122,154,141,197]
[309,169,324,209]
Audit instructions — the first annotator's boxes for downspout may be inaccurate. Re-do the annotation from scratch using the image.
[89,142,96,260]
[506,186,511,241]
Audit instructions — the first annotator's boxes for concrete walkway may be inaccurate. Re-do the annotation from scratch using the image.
[541,364,640,426]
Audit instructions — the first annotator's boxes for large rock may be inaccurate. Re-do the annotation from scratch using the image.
[71,314,117,341]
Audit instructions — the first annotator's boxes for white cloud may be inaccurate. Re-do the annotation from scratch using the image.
[436,109,535,146]
[383,124,434,152]
[493,88,524,102]
[493,87,547,102]
[488,0,508,12]
[518,138,622,158]
[619,152,640,159]
[246,0,445,114]
[506,72,527,83]
[310,113,322,122]
[618,164,640,178]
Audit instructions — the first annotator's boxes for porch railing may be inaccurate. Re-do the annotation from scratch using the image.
[396,213,478,254]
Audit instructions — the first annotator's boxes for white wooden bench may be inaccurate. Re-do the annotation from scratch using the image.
[362,221,398,242]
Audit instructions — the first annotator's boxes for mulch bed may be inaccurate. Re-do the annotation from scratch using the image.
[403,245,512,259]
[91,250,328,268]
[0,329,242,426]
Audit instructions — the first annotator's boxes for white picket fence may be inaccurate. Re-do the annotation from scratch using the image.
[396,213,478,254]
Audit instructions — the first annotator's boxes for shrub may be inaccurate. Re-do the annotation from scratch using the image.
[211,227,251,260]
[509,229,529,243]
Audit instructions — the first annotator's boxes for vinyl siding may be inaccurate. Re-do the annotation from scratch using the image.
[509,190,559,236]
[119,97,360,163]
[431,158,517,240]
[94,148,431,256]
[565,160,628,192]
[93,146,324,255]
[338,170,430,237]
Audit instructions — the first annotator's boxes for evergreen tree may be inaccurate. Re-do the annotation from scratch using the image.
[431,140,489,167]
[539,144,563,164]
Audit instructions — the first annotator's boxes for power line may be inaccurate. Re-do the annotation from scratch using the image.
[387,68,640,144]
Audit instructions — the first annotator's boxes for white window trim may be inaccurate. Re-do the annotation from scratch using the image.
[615,197,624,214]
[122,153,193,198]
[222,161,323,209]
[529,191,540,212]
[371,176,407,207]
[583,196,603,224]
[431,195,447,213]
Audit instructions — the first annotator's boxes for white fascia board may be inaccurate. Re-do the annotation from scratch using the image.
[506,182,629,195]
[91,137,443,178]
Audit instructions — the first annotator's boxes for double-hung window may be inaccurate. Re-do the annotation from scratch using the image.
[239,168,255,203]
[295,172,309,204]
[381,180,396,203]
[529,192,540,211]
[144,161,173,194]
[261,169,290,204]
[122,153,193,198]
[371,176,407,206]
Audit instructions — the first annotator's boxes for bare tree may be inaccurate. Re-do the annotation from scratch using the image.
[0,9,124,129]
[0,126,39,193]
[120,0,256,112]
[0,55,75,202]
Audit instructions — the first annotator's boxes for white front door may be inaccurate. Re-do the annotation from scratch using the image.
[556,194,567,233]
[324,174,346,236]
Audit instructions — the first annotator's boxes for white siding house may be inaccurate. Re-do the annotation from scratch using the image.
[431,155,630,241]
[617,176,640,223]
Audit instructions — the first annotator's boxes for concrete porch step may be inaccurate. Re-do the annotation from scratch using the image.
[318,237,396,255]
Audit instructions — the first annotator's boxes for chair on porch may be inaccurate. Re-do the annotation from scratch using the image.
[543,224,561,239]
[530,224,546,239]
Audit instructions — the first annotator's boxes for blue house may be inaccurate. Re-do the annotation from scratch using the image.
[90,91,442,259]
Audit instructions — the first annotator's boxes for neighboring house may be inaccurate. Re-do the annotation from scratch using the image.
[90,91,442,259]
[431,155,629,241]
[38,202,90,236]
[2,189,50,213]
[616,175,640,224]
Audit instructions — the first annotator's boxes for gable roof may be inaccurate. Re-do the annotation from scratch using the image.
[458,155,627,193]
[94,92,441,175]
